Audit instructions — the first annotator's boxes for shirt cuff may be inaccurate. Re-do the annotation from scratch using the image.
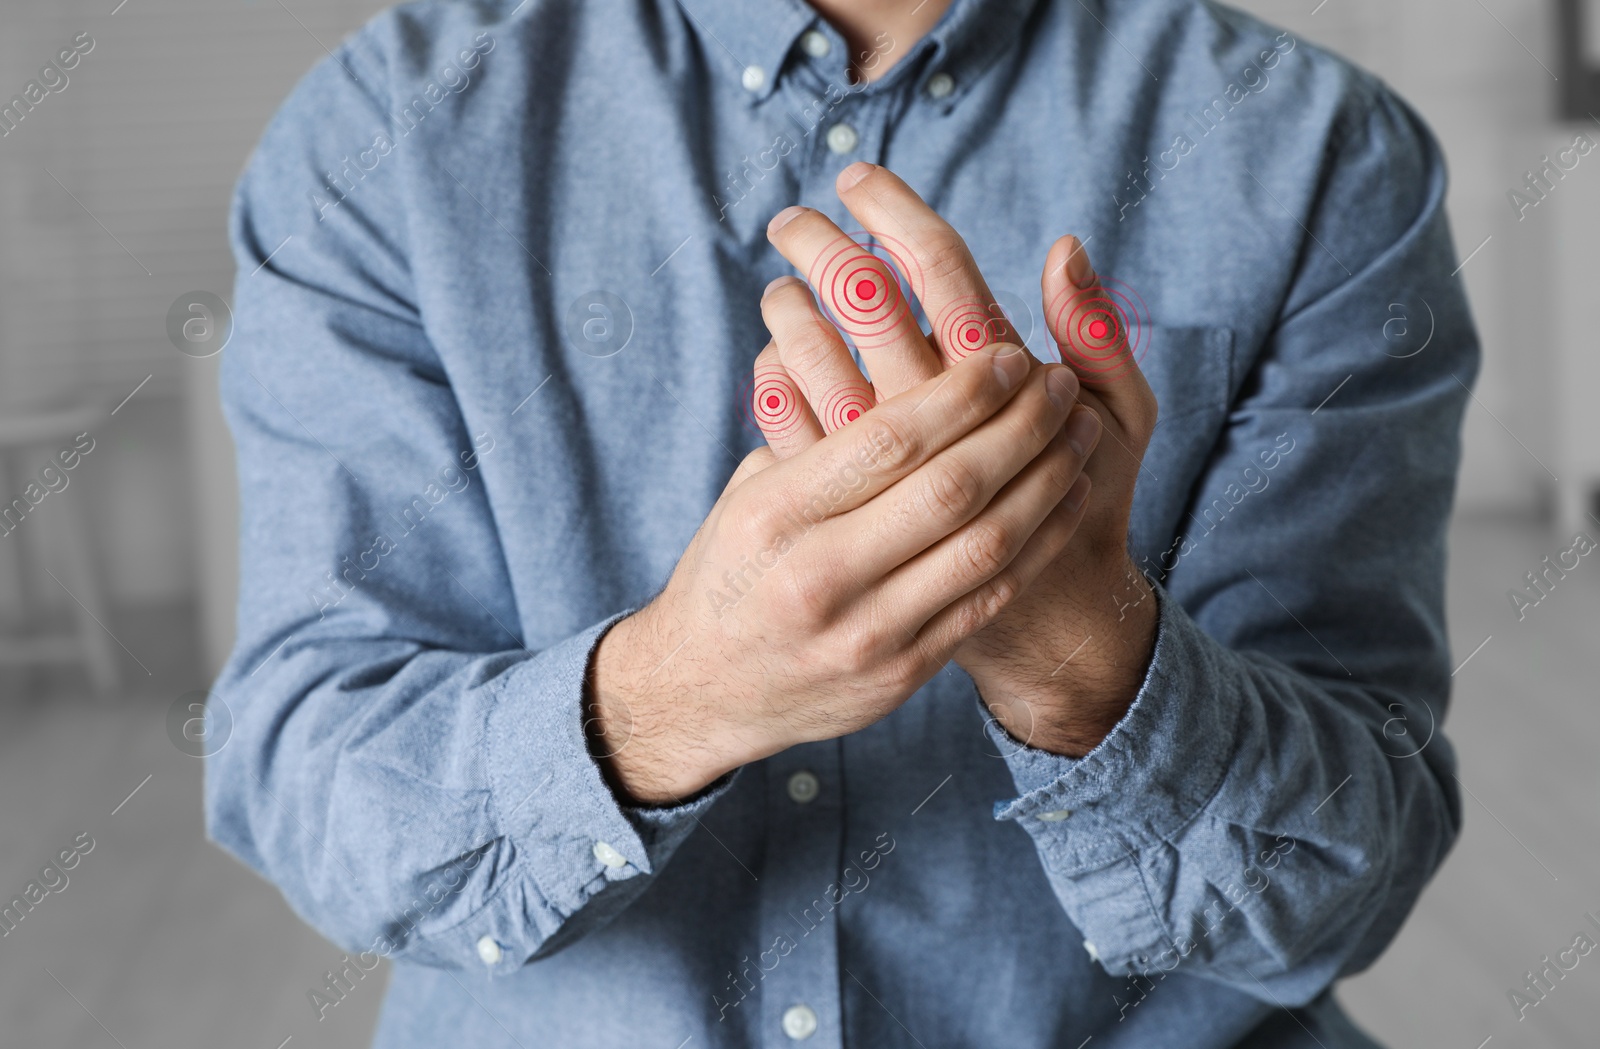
[471,610,735,972]
[983,583,1246,971]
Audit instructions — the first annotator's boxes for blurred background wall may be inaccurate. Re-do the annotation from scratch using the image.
[0,1,1596,1047]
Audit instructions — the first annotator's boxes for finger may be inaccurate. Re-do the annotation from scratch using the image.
[834,163,1025,368]
[914,471,1092,657]
[883,422,1094,642]
[760,277,877,435]
[751,342,1034,529]
[837,362,1080,581]
[766,204,943,397]
[751,340,824,459]
[1042,234,1157,432]
[726,445,778,490]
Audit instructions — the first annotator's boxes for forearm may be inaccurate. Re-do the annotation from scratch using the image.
[209,622,722,971]
[990,585,1459,1002]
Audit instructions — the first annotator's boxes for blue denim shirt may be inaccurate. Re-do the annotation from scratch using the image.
[206,0,1476,1045]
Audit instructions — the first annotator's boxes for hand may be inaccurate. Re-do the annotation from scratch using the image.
[755,163,1161,757]
[589,343,1093,803]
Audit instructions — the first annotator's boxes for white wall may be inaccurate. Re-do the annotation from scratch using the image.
[0,0,390,666]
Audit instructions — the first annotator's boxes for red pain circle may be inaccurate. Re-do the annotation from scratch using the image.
[934,298,1012,362]
[1045,276,1149,383]
[821,381,875,432]
[808,232,925,351]
[750,368,805,439]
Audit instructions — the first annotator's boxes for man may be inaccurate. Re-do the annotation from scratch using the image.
[206,0,1476,1045]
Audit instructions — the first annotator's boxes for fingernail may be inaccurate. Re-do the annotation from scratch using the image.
[1045,366,1079,412]
[1063,473,1091,513]
[1066,242,1096,289]
[991,345,1029,391]
[839,162,875,189]
[764,275,801,297]
[1066,408,1102,457]
[768,205,807,235]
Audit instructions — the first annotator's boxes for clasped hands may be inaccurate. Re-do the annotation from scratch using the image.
[591,163,1159,805]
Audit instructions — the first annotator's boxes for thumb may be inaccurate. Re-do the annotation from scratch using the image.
[1042,235,1157,436]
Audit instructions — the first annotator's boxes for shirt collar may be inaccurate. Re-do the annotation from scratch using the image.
[673,0,1041,107]
[674,0,815,103]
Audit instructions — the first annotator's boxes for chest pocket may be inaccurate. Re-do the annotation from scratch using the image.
[1130,325,1236,562]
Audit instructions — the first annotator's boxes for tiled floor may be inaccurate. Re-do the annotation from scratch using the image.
[0,511,1595,1048]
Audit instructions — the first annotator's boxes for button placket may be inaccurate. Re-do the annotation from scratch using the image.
[825,122,859,155]
[773,64,891,186]
[787,770,820,803]
[782,1003,819,1039]
[757,742,845,1049]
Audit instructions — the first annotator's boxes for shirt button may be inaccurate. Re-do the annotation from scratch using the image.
[475,935,503,966]
[1083,939,1100,962]
[787,770,820,803]
[800,30,831,58]
[593,840,628,868]
[1037,808,1073,822]
[781,1003,819,1039]
[925,71,955,99]
[741,65,767,92]
[826,123,859,155]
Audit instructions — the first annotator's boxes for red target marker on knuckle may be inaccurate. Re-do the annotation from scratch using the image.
[1046,276,1149,385]
[820,380,875,432]
[807,232,925,352]
[935,298,1014,363]
[748,367,805,440]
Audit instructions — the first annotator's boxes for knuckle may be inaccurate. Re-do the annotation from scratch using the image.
[856,416,918,476]
[966,572,1020,629]
[1043,440,1081,494]
[920,230,973,285]
[1016,387,1061,447]
[735,487,787,546]
[772,562,831,628]
[784,325,842,374]
[730,446,774,487]
[955,518,1014,582]
[918,458,986,527]
[742,445,775,473]
[878,647,925,693]
[837,621,892,678]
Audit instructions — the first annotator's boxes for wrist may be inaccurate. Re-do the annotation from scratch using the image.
[971,554,1158,757]
[587,605,756,805]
